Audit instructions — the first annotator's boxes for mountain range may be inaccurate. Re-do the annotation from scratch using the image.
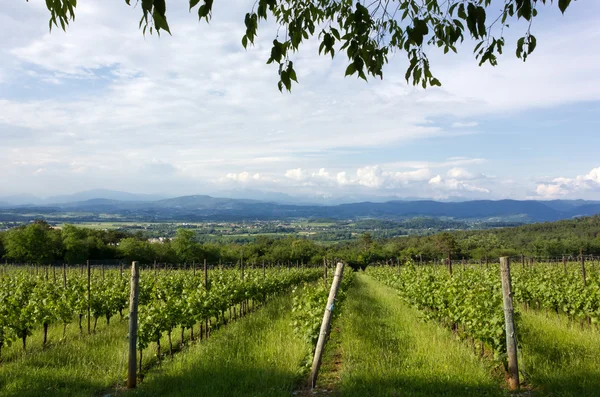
[1,191,600,222]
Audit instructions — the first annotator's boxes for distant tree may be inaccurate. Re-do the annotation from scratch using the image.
[37,0,576,91]
[61,224,89,264]
[4,221,62,264]
[118,238,154,263]
[435,232,458,258]
[358,232,374,251]
[150,241,178,263]
[171,229,201,263]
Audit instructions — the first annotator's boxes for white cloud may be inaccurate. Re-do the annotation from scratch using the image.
[226,172,261,183]
[429,175,490,194]
[451,121,478,128]
[285,168,307,182]
[536,166,600,198]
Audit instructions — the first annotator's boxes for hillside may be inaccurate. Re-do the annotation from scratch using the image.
[2,194,600,222]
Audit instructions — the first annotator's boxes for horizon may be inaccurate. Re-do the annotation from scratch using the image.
[1,188,599,206]
[2,2,600,201]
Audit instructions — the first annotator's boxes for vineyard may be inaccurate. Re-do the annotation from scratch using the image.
[0,257,599,396]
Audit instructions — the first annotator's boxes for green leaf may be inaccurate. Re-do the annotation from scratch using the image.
[153,10,171,35]
[345,63,356,77]
[528,35,537,54]
[558,0,571,14]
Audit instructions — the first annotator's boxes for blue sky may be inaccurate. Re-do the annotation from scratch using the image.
[1,0,599,201]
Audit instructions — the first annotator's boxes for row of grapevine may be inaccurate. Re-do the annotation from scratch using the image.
[512,262,600,326]
[0,269,128,359]
[367,265,509,358]
[0,264,322,363]
[135,267,323,364]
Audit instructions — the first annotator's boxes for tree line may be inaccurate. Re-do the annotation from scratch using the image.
[2,215,600,267]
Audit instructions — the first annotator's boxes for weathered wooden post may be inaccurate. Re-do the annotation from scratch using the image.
[127,261,140,389]
[87,260,91,335]
[447,254,453,276]
[419,254,423,266]
[204,258,209,339]
[62,263,67,288]
[323,257,328,288]
[581,249,587,287]
[310,262,345,388]
[500,257,519,391]
[521,254,525,270]
[241,254,244,281]
[563,255,567,272]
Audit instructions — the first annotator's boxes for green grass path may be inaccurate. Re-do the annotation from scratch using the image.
[126,294,307,397]
[322,273,506,397]
[520,311,600,397]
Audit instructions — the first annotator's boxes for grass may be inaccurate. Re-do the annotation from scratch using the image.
[0,317,130,397]
[125,294,308,397]
[320,273,507,397]
[519,311,600,397]
[0,295,306,397]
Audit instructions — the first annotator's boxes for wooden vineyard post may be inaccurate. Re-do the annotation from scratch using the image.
[419,254,423,266]
[204,259,209,339]
[447,254,453,276]
[310,262,345,389]
[62,263,67,288]
[323,257,327,288]
[262,260,266,278]
[193,260,196,276]
[120,262,124,278]
[517,254,522,270]
[581,249,587,287]
[128,261,140,389]
[563,255,567,272]
[241,254,244,281]
[499,257,520,391]
[87,260,91,335]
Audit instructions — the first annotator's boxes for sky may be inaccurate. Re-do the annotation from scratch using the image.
[1,0,600,202]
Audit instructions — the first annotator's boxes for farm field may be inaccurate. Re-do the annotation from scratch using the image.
[0,258,599,396]
[0,265,330,397]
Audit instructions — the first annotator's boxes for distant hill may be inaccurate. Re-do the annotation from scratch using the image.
[0,190,167,206]
[2,194,600,222]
